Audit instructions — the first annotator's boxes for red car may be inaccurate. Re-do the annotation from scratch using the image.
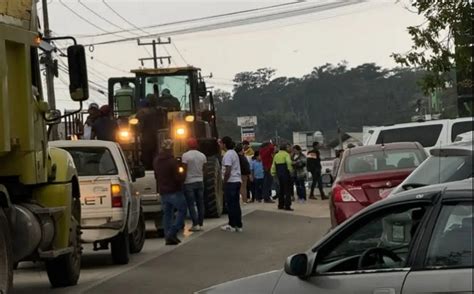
[330,142,427,227]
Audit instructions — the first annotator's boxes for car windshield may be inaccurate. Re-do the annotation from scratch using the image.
[63,147,118,177]
[401,154,473,189]
[144,75,191,111]
[345,149,425,174]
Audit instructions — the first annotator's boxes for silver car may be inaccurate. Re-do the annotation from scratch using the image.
[198,179,473,294]
[389,140,473,196]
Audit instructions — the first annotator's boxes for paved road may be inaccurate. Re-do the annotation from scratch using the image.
[12,200,330,294]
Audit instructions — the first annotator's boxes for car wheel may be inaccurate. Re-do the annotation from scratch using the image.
[129,212,146,254]
[111,225,130,265]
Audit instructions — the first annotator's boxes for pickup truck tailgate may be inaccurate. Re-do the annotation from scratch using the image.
[79,178,113,219]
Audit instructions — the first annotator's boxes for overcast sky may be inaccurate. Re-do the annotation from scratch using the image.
[43,0,424,109]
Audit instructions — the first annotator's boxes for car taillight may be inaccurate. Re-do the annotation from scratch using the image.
[333,184,357,202]
[111,184,123,207]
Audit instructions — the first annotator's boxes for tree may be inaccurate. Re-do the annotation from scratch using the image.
[392,1,472,94]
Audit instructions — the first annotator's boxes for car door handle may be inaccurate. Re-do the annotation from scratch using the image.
[373,288,395,294]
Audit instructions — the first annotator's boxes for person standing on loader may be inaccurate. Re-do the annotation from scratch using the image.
[158,88,181,111]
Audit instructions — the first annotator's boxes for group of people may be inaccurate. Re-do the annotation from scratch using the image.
[82,103,118,141]
[218,138,329,232]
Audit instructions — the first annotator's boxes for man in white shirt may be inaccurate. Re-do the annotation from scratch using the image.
[182,138,207,232]
[220,136,243,232]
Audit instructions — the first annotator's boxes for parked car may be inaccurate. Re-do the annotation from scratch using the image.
[389,140,473,196]
[50,140,146,265]
[365,117,473,152]
[330,142,427,226]
[197,179,473,294]
[454,131,473,142]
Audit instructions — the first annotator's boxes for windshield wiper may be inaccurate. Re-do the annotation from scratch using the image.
[402,183,427,190]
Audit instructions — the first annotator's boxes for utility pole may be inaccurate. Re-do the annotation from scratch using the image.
[42,0,58,140]
[336,120,343,150]
[137,37,172,69]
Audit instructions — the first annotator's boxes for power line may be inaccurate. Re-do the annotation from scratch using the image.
[58,0,112,34]
[171,42,188,65]
[83,1,363,46]
[79,0,305,39]
[102,0,149,36]
[78,0,135,39]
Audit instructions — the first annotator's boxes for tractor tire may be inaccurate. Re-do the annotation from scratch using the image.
[0,209,12,294]
[204,156,224,218]
[129,212,146,254]
[46,196,82,288]
[111,225,130,265]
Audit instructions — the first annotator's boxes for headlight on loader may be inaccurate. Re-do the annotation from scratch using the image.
[117,129,132,142]
[175,126,187,138]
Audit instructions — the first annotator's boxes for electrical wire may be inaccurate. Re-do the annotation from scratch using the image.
[82,1,363,46]
[58,0,112,34]
[78,0,136,39]
[79,0,305,38]
[171,42,188,65]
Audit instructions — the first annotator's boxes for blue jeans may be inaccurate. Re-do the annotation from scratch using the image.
[295,177,306,200]
[161,191,187,238]
[224,182,242,228]
[184,182,204,226]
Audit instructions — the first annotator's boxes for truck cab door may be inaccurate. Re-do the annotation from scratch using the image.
[108,77,138,119]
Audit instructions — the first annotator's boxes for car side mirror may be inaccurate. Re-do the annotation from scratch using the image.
[45,109,62,125]
[284,253,310,278]
[67,45,89,102]
[132,166,146,181]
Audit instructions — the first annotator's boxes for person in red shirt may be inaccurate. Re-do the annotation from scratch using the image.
[259,142,276,203]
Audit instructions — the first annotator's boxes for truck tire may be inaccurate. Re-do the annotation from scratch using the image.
[111,226,130,265]
[129,212,146,254]
[204,157,223,218]
[46,197,82,288]
[0,209,12,294]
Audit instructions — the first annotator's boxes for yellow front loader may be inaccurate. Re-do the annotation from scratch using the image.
[0,1,89,292]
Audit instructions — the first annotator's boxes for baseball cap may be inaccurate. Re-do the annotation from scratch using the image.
[88,102,99,111]
[187,138,198,149]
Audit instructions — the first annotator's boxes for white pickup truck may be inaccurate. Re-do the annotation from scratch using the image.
[50,140,146,265]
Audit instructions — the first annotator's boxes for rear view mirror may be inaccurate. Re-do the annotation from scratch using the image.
[132,166,146,180]
[198,81,207,97]
[45,109,61,125]
[284,253,309,278]
[67,45,89,102]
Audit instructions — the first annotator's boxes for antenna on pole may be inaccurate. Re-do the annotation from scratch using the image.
[137,37,172,68]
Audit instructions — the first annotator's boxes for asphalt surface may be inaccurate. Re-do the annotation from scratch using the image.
[12,199,330,294]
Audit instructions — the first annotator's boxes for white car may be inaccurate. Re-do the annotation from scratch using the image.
[50,140,146,265]
[365,117,473,152]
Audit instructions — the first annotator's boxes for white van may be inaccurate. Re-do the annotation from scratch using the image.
[364,117,473,151]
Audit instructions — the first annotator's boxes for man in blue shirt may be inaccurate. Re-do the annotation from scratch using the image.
[250,151,265,203]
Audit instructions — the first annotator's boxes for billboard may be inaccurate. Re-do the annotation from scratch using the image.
[237,116,257,127]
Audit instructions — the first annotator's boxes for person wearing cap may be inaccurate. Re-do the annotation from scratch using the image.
[91,105,118,141]
[182,138,207,232]
[154,139,187,245]
[83,103,100,139]
[136,98,160,169]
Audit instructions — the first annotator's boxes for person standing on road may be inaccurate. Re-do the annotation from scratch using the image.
[307,141,327,200]
[91,105,118,142]
[259,142,276,203]
[271,143,294,211]
[220,137,243,232]
[292,145,307,203]
[154,139,187,245]
[182,138,207,232]
[332,149,343,179]
[250,151,265,202]
[83,103,100,139]
[242,140,254,157]
[236,143,251,204]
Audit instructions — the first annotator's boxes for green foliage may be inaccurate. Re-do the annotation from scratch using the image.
[392,0,472,93]
[215,64,457,142]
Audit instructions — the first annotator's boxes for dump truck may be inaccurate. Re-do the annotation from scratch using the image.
[0,1,89,292]
[108,66,223,231]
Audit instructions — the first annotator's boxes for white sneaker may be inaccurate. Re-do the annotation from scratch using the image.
[221,225,236,232]
[190,225,201,232]
[235,227,243,233]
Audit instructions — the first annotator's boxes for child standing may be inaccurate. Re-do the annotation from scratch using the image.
[251,151,265,203]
